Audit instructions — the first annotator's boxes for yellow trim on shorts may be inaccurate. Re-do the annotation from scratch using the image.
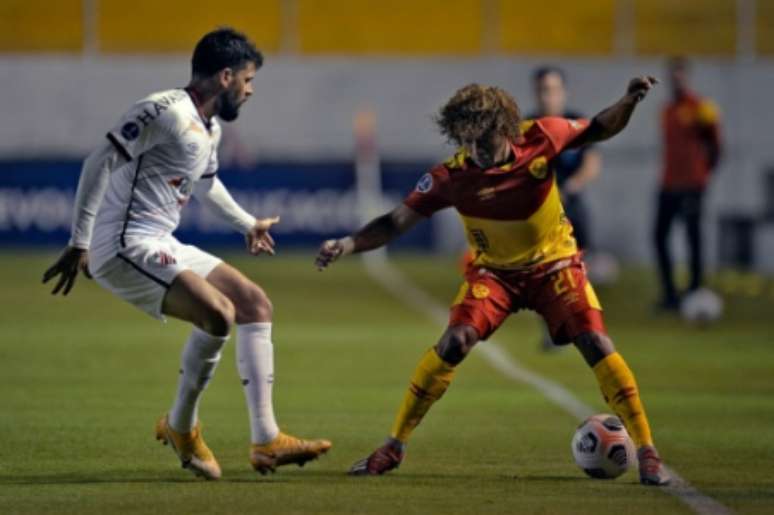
[585,281,602,310]
[452,282,469,306]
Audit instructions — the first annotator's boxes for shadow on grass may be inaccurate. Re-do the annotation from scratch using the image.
[0,471,288,486]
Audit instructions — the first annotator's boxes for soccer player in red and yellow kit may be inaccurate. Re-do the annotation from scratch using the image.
[316,77,670,486]
[654,57,722,310]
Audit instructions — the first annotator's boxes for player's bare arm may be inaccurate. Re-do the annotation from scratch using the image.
[570,76,658,147]
[315,204,423,270]
[42,140,125,295]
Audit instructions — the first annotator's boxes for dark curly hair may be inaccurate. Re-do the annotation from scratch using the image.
[191,27,263,78]
[435,84,522,146]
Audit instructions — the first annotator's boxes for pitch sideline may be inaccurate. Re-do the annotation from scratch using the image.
[361,254,733,515]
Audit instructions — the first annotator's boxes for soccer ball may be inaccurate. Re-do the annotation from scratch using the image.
[680,288,724,325]
[571,414,636,479]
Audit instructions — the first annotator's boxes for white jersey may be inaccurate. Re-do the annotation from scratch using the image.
[89,88,222,269]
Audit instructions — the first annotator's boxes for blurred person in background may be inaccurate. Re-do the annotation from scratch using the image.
[654,57,722,311]
[530,66,603,350]
[530,66,602,252]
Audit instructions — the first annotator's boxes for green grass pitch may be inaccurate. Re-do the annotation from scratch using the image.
[1,251,772,514]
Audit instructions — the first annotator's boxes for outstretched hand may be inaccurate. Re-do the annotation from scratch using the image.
[42,246,91,295]
[627,76,659,102]
[315,237,354,271]
[246,216,280,256]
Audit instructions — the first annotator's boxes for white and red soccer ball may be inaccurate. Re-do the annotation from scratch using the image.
[571,414,636,479]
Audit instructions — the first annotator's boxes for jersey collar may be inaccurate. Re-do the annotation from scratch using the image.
[446,141,521,174]
[183,87,213,133]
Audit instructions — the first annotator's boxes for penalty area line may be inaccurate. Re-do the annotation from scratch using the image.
[360,254,733,515]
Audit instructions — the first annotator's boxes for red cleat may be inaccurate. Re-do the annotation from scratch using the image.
[349,439,405,476]
[638,445,671,486]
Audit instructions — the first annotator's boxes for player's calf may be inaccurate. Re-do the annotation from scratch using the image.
[576,331,670,485]
[200,296,236,336]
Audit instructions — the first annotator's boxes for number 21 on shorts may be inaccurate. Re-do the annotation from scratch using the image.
[552,268,577,296]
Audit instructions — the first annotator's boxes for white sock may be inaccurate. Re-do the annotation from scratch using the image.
[168,327,227,433]
[236,322,280,444]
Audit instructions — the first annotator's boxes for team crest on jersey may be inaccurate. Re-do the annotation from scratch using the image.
[528,156,549,179]
[569,119,583,130]
[121,122,140,141]
[416,173,434,193]
[471,283,490,299]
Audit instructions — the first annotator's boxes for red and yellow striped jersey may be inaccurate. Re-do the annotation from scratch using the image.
[404,117,590,269]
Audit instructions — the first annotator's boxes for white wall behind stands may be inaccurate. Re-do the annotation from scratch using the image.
[1,56,773,269]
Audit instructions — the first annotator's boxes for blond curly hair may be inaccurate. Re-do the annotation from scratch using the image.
[435,83,522,146]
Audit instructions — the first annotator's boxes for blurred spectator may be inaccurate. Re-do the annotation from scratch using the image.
[529,66,602,251]
[654,57,723,311]
[530,66,603,352]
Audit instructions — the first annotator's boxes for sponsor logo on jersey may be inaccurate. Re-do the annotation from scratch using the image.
[416,173,433,193]
[470,228,490,252]
[528,156,549,179]
[120,122,140,141]
[131,93,185,129]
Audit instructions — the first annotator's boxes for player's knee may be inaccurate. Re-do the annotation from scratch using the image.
[574,331,615,367]
[436,325,479,365]
[234,283,272,323]
[202,296,235,337]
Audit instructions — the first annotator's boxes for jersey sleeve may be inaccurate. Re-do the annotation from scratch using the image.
[536,117,591,155]
[106,100,177,161]
[403,165,452,217]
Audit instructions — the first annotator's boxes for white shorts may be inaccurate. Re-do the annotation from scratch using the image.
[91,236,222,320]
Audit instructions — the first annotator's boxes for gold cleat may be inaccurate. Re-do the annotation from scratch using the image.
[249,432,332,475]
[155,414,221,480]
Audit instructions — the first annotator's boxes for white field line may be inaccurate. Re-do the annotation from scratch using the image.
[361,254,733,515]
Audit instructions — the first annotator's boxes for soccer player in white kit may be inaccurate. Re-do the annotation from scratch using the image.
[42,28,331,480]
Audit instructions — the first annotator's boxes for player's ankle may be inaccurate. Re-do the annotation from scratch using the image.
[385,437,406,453]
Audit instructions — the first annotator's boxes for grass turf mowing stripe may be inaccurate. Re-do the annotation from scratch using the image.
[360,253,733,515]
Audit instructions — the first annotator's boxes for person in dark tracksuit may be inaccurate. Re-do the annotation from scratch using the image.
[654,58,722,311]
[530,66,602,253]
[530,66,602,350]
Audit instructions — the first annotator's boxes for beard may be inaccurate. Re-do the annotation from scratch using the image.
[217,89,243,122]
